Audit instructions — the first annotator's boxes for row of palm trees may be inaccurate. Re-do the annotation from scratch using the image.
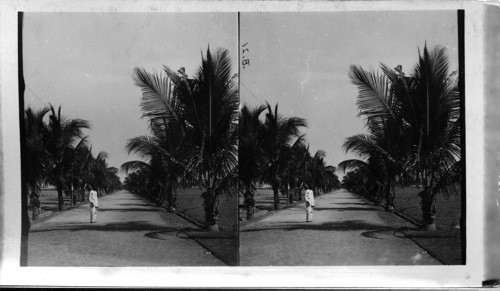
[24,105,122,219]
[122,47,238,231]
[239,103,340,219]
[338,44,462,230]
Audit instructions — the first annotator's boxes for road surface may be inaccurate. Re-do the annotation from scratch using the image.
[240,189,441,266]
[28,190,225,266]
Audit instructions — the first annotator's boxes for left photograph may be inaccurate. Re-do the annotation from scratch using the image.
[19,12,239,266]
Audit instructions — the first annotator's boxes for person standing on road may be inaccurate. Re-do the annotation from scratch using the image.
[88,185,99,223]
[305,187,315,222]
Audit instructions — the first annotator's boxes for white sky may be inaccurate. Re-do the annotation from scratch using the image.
[22,11,458,180]
[23,13,238,180]
[240,11,459,175]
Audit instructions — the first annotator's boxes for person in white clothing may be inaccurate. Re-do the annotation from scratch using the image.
[304,188,315,222]
[88,185,99,223]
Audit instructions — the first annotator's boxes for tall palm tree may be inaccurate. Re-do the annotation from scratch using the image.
[261,103,307,210]
[45,105,89,211]
[132,47,238,230]
[74,144,95,202]
[342,61,412,211]
[239,104,267,219]
[278,136,308,205]
[63,137,89,205]
[288,142,312,202]
[24,107,50,219]
[91,151,118,196]
[392,45,461,229]
[132,67,187,211]
[342,44,461,228]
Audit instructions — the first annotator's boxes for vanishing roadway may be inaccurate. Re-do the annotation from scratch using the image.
[28,190,224,266]
[240,189,441,265]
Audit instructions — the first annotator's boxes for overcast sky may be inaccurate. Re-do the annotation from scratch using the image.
[23,13,238,179]
[240,11,459,176]
[23,11,458,181]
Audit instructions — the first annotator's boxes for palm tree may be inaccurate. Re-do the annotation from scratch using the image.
[392,45,461,229]
[339,154,385,204]
[63,137,89,205]
[122,134,177,208]
[132,67,187,211]
[312,155,339,194]
[342,61,412,211]
[74,144,95,202]
[261,103,307,210]
[122,158,169,206]
[91,151,119,197]
[278,136,309,205]
[338,133,402,211]
[288,142,312,202]
[123,170,153,199]
[24,107,50,219]
[342,44,461,228]
[239,104,267,219]
[132,47,238,230]
[341,168,380,199]
[45,105,89,211]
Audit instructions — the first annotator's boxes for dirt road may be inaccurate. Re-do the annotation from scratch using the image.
[28,190,225,266]
[240,189,441,265]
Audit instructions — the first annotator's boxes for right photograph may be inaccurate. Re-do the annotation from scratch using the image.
[238,10,464,266]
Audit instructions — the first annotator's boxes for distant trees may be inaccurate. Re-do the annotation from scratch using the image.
[239,102,340,218]
[260,103,308,210]
[23,104,122,217]
[339,44,461,230]
[44,105,90,211]
[123,47,238,230]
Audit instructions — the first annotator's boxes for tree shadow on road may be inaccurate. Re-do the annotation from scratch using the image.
[313,207,382,212]
[30,220,187,233]
[97,208,162,212]
[335,202,373,206]
[108,198,145,201]
[242,219,414,233]
[143,229,238,266]
[115,203,158,207]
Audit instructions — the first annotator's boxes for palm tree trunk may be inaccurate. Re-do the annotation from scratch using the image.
[167,183,176,212]
[419,187,437,230]
[243,187,255,220]
[384,182,394,212]
[70,183,75,206]
[285,185,290,206]
[273,186,282,210]
[202,188,219,231]
[80,185,86,202]
[57,184,66,211]
[31,190,41,220]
